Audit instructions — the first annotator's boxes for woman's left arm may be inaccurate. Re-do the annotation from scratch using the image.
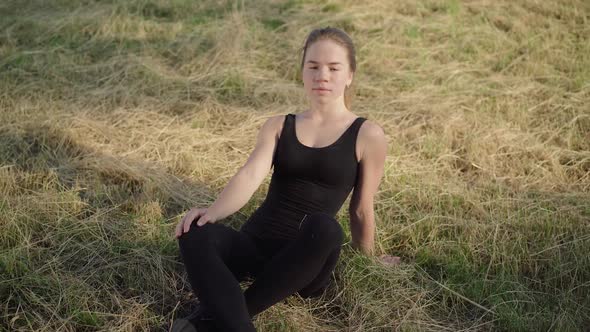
[348,120,387,256]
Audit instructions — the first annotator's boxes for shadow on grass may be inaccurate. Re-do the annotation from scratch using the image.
[0,123,253,330]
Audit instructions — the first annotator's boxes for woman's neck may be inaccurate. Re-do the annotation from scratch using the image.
[306,99,350,122]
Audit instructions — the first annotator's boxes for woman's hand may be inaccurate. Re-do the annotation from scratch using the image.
[377,254,401,267]
[175,207,216,238]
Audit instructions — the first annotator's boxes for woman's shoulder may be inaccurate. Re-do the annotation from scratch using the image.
[260,113,290,140]
[265,113,289,125]
[358,118,385,138]
[357,118,387,160]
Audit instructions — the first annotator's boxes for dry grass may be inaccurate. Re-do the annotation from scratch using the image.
[1,0,589,331]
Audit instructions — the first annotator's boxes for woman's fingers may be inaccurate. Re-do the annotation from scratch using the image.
[175,221,184,238]
[183,208,201,233]
[175,208,201,237]
[175,207,213,238]
[175,214,189,238]
[196,213,211,226]
[378,254,401,266]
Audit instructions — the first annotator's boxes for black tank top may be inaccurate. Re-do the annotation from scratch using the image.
[240,113,367,240]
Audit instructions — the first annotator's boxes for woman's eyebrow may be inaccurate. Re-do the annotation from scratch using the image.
[306,60,343,65]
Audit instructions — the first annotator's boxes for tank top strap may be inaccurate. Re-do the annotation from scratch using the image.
[285,113,296,142]
[341,116,367,146]
[281,113,294,138]
[272,114,293,167]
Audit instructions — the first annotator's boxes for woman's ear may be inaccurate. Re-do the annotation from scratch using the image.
[347,71,354,87]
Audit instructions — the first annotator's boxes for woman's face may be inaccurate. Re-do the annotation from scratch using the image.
[302,39,353,105]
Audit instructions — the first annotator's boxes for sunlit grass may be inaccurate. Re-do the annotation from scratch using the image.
[1,0,589,330]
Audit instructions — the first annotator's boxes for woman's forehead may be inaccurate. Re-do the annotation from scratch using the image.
[305,40,348,63]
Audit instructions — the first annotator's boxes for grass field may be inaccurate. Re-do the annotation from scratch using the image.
[1,0,589,331]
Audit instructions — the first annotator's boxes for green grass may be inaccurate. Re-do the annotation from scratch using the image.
[1,0,589,330]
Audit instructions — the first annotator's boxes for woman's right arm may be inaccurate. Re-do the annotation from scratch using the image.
[176,115,284,237]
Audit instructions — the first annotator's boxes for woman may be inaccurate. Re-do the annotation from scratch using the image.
[172,27,396,332]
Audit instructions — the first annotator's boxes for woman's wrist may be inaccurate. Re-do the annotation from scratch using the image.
[351,240,375,256]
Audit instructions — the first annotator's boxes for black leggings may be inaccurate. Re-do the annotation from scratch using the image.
[177,212,344,331]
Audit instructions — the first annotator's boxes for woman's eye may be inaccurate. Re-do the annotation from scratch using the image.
[307,66,338,71]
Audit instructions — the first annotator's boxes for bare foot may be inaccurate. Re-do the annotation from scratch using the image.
[378,254,401,266]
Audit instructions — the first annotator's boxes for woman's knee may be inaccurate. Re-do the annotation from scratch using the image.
[302,213,344,247]
[177,222,216,250]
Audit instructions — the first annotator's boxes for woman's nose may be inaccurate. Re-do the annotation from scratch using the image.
[314,68,329,81]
